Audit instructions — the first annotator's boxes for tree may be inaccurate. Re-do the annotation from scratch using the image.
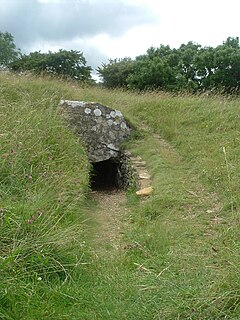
[127,56,176,91]
[210,37,240,91]
[195,37,240,92]
[97,58,134,88]
[10,49,92,82]
[97,37,240,93]
[194,46,215,90]
[0,31,20,68]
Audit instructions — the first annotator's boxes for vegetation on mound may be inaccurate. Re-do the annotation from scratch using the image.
[70,84,240,318]
[1,31,240,93]
[0,73,240,319]
[98,37,240,93]
[0,74,90,319]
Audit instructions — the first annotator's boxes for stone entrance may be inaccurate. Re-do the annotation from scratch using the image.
[90,153,136,191]
[90,159,120,190]
[58,100,134,190]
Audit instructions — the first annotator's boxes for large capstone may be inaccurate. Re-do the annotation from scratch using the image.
[58,100,132,162]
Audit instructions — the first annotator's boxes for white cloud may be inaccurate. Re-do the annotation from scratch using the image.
[85,0,240,61]
[27,36,109,70]
[89,24,160,59]
[0,0,155,45]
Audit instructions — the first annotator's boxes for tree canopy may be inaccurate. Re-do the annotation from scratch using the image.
[97,37,240,93]
[0,31,21,68]
[96,58,135,88]
[1,31,240,92]
[10,49,92,82]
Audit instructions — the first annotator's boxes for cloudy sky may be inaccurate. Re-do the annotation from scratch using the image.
[0,0,239,74]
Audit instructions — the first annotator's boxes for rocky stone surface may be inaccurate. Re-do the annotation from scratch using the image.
[130,155,153,196]
[58,100,132,162]
[136,187,153,196]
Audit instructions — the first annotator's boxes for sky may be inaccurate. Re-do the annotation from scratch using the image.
[0,0,239,76]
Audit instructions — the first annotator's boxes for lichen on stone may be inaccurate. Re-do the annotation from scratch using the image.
[58,100,132,163]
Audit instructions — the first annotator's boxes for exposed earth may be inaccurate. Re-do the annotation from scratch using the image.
[89,190,130,256]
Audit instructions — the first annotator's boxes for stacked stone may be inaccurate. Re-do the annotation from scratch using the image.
[58,100,132,163]
[116,153,138,190]
[130,155,153,196]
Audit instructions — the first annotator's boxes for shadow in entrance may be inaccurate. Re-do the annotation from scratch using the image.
[90,159,121,191]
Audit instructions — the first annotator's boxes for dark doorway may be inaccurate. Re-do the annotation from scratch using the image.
[90,159,121,191]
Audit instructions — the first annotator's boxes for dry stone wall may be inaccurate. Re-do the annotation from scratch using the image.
[58,100,132,163]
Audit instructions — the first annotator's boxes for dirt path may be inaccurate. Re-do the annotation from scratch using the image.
[87,151,152,257]
[88,190,130,256]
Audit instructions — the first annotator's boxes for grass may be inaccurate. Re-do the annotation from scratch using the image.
[0,73,90,319]
[1,73,240,319]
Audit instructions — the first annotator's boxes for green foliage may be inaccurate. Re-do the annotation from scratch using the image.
[0,31,21,68]
[127,55,176,90]
[1,74,240,319]
[10,49,92,82]
[211,38,240,91]
[66,86,240,318]
[97,57,134,88]
[98,37,240,93]
[0,73,90,319]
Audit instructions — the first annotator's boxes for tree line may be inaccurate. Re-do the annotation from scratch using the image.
[1,31,240,93]
[0,31,92,83]
[97,37,240,93]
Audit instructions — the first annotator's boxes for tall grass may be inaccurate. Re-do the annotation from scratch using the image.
[1,73,240,319]
[0,73,89,319]
[72,85,240,318]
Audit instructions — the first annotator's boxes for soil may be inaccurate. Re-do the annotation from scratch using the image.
[87,152,152,257]
[89,189,130,256]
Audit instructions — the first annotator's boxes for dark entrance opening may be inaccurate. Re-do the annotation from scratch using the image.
[90,158,121,191]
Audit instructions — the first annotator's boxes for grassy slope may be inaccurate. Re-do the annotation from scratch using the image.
[0,74,90,319]
[88,89,240,319]
[1,74,240,319]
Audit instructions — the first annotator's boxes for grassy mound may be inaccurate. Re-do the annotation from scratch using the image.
[0,74,89,319]
[112,90,240,318]
[1,73,240,319]
[69,86,240,318]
